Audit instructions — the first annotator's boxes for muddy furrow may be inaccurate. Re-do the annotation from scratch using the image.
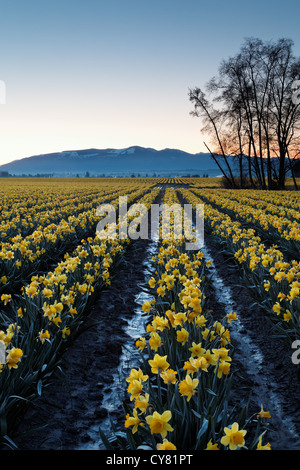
[202,233,300,450]
[10,236,154,450]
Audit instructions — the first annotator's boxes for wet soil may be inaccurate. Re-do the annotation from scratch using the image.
[7,190,300,451]
[10,237,152,450]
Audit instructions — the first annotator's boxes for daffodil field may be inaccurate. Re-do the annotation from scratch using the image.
[0,177,299,451]
[0,178,160,446]
[116,187,272,451]
[178,187,300,343]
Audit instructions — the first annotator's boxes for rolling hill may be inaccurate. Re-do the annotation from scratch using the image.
[0,146,227,177]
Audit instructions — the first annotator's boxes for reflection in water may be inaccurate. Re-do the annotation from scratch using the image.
[78,222,160,449]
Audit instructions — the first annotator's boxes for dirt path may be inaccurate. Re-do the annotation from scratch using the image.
[11,237,152,450]
[202,233,300,450]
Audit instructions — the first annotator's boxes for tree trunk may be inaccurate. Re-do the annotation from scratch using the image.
[204,142,236,188]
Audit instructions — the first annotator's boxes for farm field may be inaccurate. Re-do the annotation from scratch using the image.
[0,177,300,451]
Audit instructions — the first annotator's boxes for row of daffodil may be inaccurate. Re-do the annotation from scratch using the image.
[0,182,156,296]
[155,178,192,185]
[187,178,224,188]
[178,188,300,345]
[0,187,161,446]
[190,188,300,259]
[0,178,156,243]
[112,188,271,451]
[0,178,162,238]
[0,181,127,242]
[218,187,300,213]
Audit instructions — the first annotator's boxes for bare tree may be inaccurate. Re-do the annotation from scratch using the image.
[188,87,238,188]
[189,37,300,189]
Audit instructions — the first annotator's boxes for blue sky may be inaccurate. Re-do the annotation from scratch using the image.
[0,0,299,165]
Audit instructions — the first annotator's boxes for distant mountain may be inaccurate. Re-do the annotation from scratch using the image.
[0,146,235,177]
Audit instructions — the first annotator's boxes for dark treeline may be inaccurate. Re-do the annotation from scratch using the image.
[189,37,300,190]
